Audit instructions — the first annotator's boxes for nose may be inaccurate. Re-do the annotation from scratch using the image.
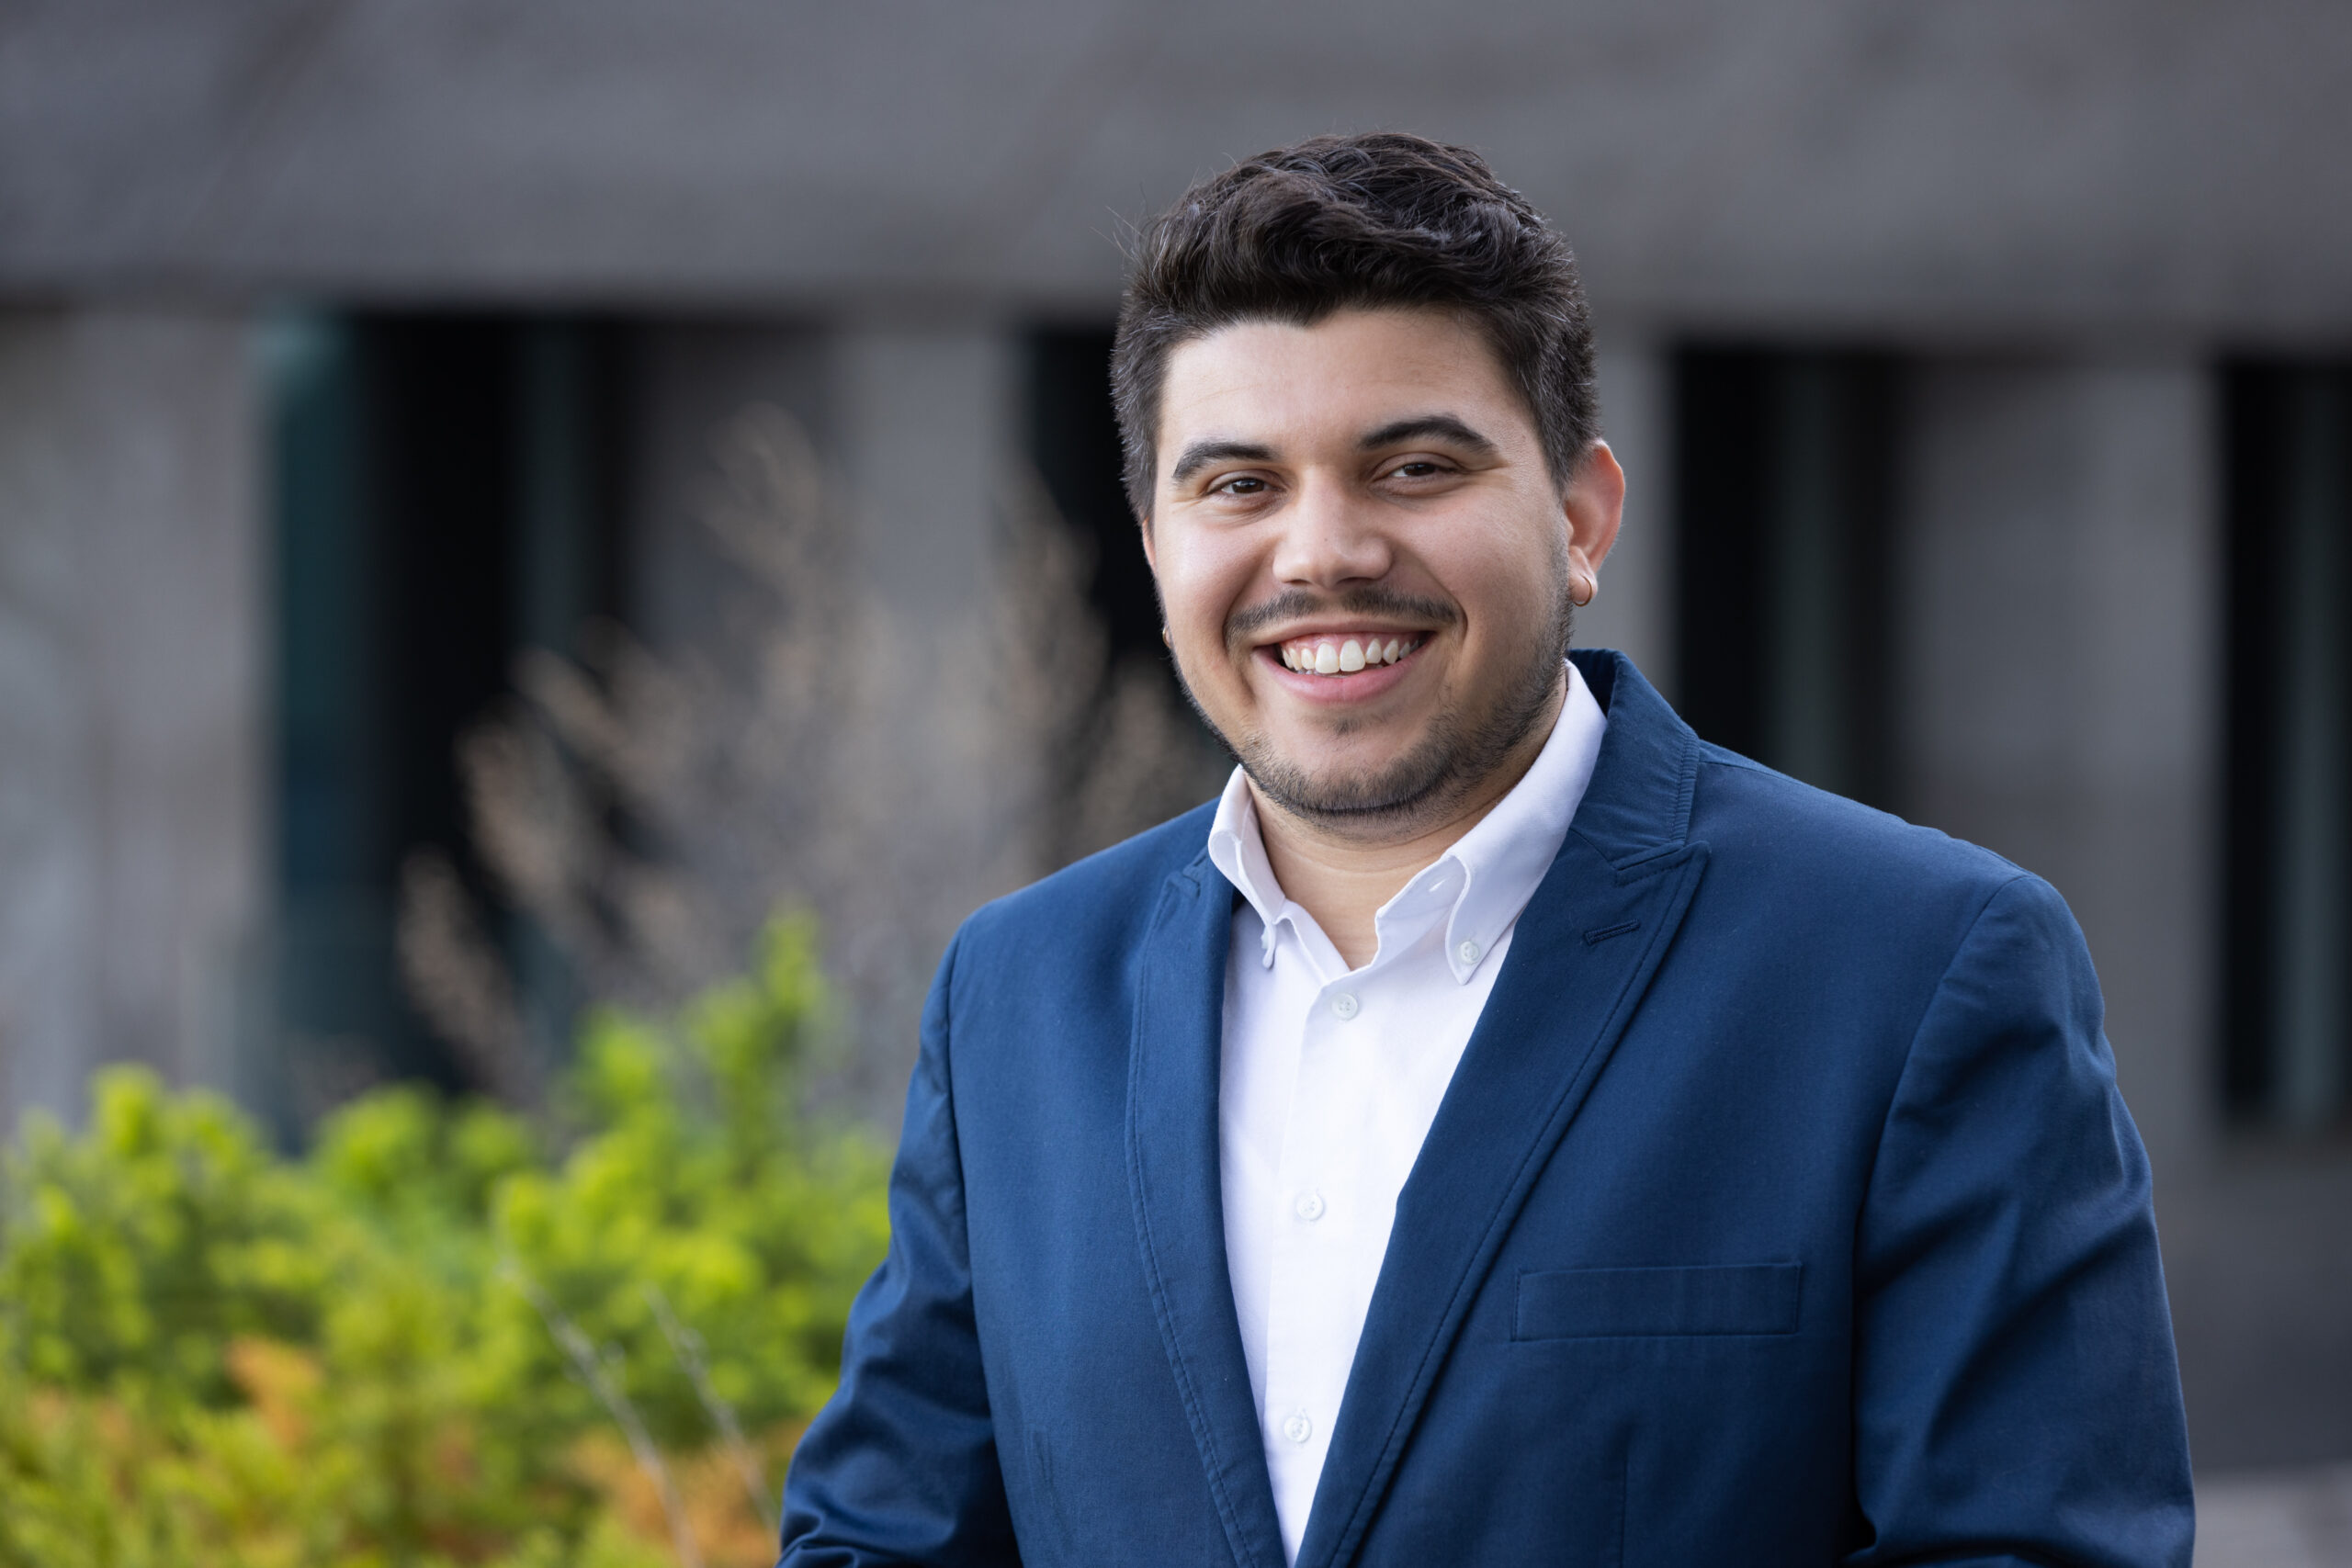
[1268,473,1393,590]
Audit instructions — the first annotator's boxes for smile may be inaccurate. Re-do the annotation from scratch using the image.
[1274,633,1425,676]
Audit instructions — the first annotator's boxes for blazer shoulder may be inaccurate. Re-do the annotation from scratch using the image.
[957,798,1222,959]
[1688,740,2032,909]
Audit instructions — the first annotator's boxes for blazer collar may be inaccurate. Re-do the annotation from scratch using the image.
[1127,857,1290,1568]
[1561,648,1700,870]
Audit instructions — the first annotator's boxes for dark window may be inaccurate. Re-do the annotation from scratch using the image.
[2222,363,2352,1131]
[266,311,621,1124]
[1025,327,1161,663]
[1675,349,1898,807]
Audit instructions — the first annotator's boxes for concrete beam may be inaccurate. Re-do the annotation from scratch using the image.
[6,1,2352,338]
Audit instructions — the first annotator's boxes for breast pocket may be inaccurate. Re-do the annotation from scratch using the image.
[1512,1263,1804,1340]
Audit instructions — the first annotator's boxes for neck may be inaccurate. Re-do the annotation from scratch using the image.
[1251,679,1565,969]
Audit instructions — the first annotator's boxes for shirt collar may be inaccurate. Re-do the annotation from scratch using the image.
[1206,773,1287,960]
[1205,660,1610,982]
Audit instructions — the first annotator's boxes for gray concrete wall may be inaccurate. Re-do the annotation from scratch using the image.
[834,322,1015,634]
[624,318,1016,653]
[617,316,1036,1123]
[1897,354,2352,1471]
[0,308,265,1131]
[1581,344,1675,694]
[625,319,832,652]
[1898,356,2216,1172]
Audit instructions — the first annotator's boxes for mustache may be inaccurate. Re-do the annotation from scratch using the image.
[1226,587,1460,647]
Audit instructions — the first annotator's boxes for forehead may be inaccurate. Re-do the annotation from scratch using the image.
[1157,308,1529,451]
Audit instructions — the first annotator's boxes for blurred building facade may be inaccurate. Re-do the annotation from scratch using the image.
[3,0,2349,1505]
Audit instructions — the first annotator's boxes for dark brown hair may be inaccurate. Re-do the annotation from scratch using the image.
[1110,131,1598,519]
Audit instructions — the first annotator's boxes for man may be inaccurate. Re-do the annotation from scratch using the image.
[780,133,2193,1567]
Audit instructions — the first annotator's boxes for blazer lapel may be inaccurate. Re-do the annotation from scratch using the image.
[1127,854,1289,1568]
[1295,652,1711,1568]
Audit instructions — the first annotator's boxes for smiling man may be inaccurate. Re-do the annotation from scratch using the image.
[779,134,2193,1568]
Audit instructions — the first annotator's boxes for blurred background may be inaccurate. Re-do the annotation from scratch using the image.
[3,2,2350,1562]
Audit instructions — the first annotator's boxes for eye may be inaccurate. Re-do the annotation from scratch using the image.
[1385,458,1451,480]
[1214,475,1269,496]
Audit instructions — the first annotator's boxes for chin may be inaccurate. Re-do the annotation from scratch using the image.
[1238,726,1464,824]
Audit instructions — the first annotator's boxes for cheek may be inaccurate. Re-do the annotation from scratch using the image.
[1157,531,1256,633]
[1442,537,1562,643]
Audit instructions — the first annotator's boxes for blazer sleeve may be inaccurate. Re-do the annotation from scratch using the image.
[1846,874,2194,1568]
[779,928,1023,1567]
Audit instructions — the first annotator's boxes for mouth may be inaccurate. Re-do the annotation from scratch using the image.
[1269,630,1427,677]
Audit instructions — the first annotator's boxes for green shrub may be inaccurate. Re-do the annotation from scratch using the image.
[0,915,889,1568]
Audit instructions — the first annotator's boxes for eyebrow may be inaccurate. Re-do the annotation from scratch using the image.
[1359,413,1500,457]
[1165,413,1498,489]
[1169,439,1276,487]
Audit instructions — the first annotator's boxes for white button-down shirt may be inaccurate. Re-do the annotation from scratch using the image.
[1207,661,1609,1564]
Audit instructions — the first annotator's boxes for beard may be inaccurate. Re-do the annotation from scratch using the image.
[1171,554,1575,839]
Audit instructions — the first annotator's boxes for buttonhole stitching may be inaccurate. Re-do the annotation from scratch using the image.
[1582,919,1642,946]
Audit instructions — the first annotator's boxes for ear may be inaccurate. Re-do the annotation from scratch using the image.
[1137,509,1158,574]
[1563,441,1626,594]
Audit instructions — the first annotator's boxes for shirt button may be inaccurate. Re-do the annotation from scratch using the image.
[1282,1411,1314,1445]
[1457,939,1482,965]
[1294,1190,1326,1222]
[1329,992,1360,1021]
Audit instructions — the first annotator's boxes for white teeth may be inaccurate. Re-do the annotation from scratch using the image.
[1278,634,1421,674]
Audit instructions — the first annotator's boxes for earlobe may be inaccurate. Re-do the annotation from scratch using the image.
[1560,443,1623,610]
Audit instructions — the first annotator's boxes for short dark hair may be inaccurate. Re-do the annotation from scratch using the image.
[1110,131,1598,520]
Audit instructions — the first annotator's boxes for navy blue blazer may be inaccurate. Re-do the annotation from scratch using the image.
[781,651,2193,1568]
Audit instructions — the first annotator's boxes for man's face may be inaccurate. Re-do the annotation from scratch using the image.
[1144,306,1622,836]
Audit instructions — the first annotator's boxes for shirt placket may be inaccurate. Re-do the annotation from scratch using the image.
[1261,951,1350,1517]
[1257,898,1447,1534]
